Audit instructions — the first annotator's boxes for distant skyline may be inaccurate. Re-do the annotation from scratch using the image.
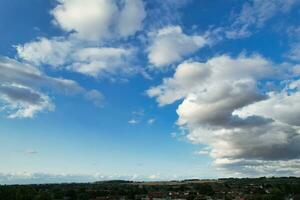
[1,0,300,184]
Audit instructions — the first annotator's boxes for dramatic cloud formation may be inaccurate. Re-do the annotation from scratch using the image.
[148,54,300,176]
[147,26,207,68]
[235,83,300,127]
[52,0,145,41]
[0,56,102,118]
[226,0,298,38]
[147,55,272,105]
[4,0,300,180]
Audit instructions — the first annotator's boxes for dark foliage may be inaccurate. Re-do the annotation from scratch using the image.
[0,177,300,200]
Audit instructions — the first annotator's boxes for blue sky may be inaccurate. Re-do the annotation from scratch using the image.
[1,0,300,184]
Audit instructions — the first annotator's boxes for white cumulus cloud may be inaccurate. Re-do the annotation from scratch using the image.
[128,119,139,124]
[148,54,300,176]
[0,56,103,118]
[147,26,207,68]
[16,37,72,67]
[52,0,145,41]
[17,37,135,78]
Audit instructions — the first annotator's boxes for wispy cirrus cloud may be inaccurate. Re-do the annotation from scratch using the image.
[147,118,155,124]
[286,26,300,62]
[226,0,299,39]
[25,149,38,155]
